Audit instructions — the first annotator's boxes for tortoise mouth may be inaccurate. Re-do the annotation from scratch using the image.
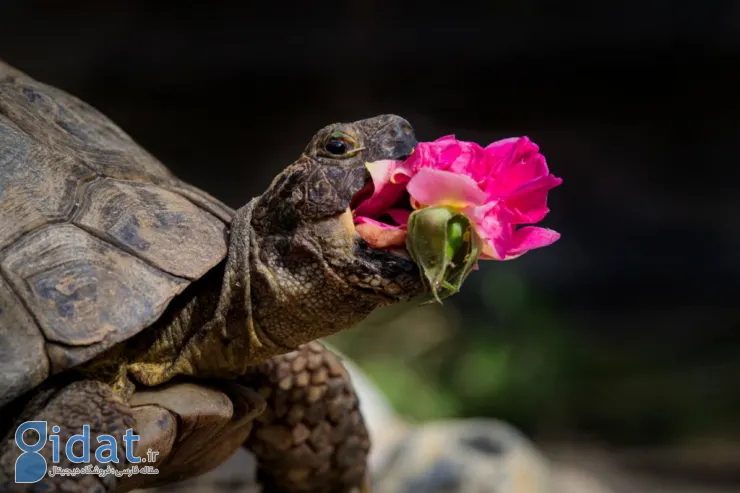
[351,192,413,254]
[349,180,374,212]
[350,161,414,254]
[347,183,423,299]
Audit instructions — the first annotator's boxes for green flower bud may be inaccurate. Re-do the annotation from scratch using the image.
[406,206,482,304]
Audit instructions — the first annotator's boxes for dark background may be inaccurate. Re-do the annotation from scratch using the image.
[2,0,739,487]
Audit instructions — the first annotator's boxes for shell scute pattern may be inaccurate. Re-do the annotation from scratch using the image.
[1,223,189,351]
[72,178,227,280]
[0,62,230,403]
[0,113,94,250]
[0,73,173,182]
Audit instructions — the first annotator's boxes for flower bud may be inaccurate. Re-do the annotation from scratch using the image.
[406,206,482,304]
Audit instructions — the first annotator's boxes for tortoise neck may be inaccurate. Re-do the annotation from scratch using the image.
[125,201,269,385]
[181,200,301,374]
[123,262,228,385]
[125,200,375,387]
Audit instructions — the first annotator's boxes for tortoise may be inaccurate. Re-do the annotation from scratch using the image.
[0,59,423,493]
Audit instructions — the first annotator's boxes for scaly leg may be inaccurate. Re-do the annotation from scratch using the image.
[243,342,371,493]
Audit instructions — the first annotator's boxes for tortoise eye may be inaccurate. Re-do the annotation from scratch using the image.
[325,139,348,155]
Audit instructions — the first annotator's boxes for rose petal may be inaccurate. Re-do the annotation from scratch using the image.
[354,216,404,229]
[481,137,520,177]
[403,135,456,173]
[406,136,487,183]
[503,226,561,259]
[434,134,458,143]
[356,221,408,249]
[354,160,406,218]
[484,137,542,186]
[390,168,412,184]
[470,202,515,260]
[505,173,563,223]
[485,137,539,172]
[446,141,486,179]
[406,168,487,209]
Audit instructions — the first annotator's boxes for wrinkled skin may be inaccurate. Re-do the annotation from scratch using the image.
[0,115,424,493]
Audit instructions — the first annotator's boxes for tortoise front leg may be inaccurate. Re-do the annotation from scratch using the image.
[243,342,372,493]
[0,379,135,493]
[119,381,266,492]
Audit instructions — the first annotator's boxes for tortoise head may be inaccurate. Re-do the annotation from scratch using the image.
[247,115,424,352]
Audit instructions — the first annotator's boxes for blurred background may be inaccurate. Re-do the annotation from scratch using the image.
[2,1,738,491]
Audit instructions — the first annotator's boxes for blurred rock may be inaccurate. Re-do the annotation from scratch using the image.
[374,419,551,493]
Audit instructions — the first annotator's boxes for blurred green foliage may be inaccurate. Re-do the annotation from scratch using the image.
[327,262,740,447]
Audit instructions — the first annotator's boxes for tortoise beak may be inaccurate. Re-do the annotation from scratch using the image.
[365,116,418,163]
[347,115,419,256]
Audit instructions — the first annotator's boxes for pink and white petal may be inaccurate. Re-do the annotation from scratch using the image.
[482,230,520,261]
[505,174,563,223]
[411,135,477,172]
[355,221,408,249]
[410,197,424,210]
[353,160,407,218]
[480,242,502,260]
[447,141,487,180]
[482,137,520,176]
[433,134,458,143]
[438,142,463,170]
[487,152,551,197]
[469,203,515,260]
[504,226,561,258]
[512,136,541,160]
[407,137,458,172]
[406,168,487,209]
[366,159,395,183]
[390,167,412,184]
[402,142,429,174]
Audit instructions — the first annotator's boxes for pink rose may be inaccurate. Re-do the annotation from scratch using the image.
[354,135,562,261]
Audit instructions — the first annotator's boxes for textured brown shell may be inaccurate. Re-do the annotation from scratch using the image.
[0,60,234,406]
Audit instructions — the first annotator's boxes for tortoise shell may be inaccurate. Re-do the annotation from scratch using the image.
[0,60,235,406]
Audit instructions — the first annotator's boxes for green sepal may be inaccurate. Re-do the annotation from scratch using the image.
[405,206,483,304]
